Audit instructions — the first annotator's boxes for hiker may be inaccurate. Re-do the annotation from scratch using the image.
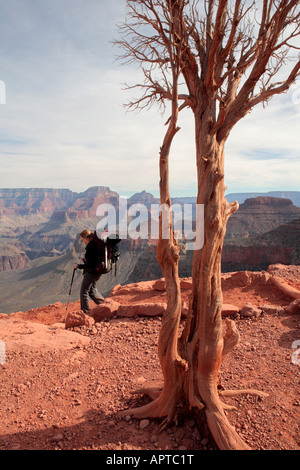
[74,229,105,314]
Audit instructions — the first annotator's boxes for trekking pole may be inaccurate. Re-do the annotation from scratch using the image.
[63,266,76,323]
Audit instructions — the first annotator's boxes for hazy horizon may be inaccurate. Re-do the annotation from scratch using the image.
[0,185,299,201]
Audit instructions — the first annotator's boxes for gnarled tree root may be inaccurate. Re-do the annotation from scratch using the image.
[205,405,251,450]
[120,382,268,450]
[131,387,162,400]
[121,390,252,449]
[120,387,177,424]
[219,389,269,398]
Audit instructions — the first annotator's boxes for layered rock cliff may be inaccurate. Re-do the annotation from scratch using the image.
[0,189,299,314]
[225,196,300,240]
[0,188,75,216]
[0,186,119,217]
[0,253,29,271]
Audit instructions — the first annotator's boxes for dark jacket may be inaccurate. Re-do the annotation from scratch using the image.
[77,240,100,273]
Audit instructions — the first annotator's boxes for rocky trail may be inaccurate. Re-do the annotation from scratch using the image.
[0,264,299,451]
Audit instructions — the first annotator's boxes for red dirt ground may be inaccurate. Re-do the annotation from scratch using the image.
[0,264,299,451]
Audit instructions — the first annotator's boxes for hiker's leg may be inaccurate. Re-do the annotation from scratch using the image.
[80,273,95,313]
[89,274,105,304]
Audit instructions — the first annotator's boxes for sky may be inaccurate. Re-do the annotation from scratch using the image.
[0,0,299,198]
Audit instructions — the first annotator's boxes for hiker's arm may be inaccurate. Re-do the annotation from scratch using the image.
[75,263,85,270]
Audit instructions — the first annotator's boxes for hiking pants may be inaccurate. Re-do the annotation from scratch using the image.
[80,272,104,313]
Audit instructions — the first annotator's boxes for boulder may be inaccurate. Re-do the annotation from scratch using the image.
[65,310,94,329]
[0,317,90,351]
[259,304,283,315]
[140,303,166,316]
[90,300,119,322]
[117,304,143,317]
[240,303,262,318]
[117,302,166,318]
[221,304,240,317]
[180,278,192,290]
[285,299,300,315]
[152,279,166,291]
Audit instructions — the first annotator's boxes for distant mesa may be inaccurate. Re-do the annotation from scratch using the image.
[225,196,300,240]
[225,191,300,207]
[128,190,159,207]
[243,196,294,207]
[0,187,299,218]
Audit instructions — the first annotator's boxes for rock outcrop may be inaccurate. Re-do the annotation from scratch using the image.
[0,253,29,271]
[86,266,300,323]
[0,188,75,216]
[222,218,300,272]
[0,186,119,217]
[226,196,300,240]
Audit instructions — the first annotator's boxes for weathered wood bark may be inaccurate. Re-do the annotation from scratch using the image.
[179,107,248,449]
[122,102,252,450]
[122,60,247,451]
[119,0,247,450]
[121,43,187,425]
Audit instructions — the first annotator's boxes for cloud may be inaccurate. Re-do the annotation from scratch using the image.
[0,0,299,197]
[224,93,300,192]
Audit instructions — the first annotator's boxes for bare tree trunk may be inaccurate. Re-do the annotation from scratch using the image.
[180,108,249,449]
[154,117,187,425]
[123,101,250,449]
[121,67,188,426]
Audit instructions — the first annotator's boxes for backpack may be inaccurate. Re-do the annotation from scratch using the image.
[93,230,121,276]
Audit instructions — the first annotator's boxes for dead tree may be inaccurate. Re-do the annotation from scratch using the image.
[116,0,300,450]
